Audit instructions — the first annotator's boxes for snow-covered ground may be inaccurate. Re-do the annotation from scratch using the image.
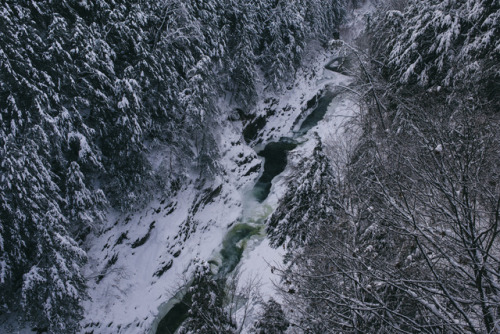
[234,52,361,334]
[79,3,371,333]
[81,124,259,333]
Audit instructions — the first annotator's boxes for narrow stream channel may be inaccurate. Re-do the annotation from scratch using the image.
[153,60,348,334]
[295,89,339,136]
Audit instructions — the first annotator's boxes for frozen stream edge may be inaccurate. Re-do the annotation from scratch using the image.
[221,3,372,332]
[80,3,372,333]
[151,40,361,334]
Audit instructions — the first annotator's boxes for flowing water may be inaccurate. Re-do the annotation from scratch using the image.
[295,89,339,136]
[153,58,346,334]
[216,224,262,277]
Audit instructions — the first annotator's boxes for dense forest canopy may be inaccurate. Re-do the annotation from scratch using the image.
[0,0,347,332]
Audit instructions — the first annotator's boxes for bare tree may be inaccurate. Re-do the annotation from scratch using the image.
[276,92,500,333]
[368,99,500,333]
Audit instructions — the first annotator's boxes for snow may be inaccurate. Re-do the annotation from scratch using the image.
[79,3,368,332]
[68,132,92,161]
[117,96,129,110]
[81,119,260,333]
[0,260,6,284]
[0,314,35,334]
[238,237,284,300]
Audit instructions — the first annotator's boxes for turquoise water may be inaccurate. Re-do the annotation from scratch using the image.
[217,224,261,277]
[155,224,261,334]
[155,76,340,334]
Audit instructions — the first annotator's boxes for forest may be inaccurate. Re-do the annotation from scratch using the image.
[1,0,499,333]
[0,0,344,332]
[266,0,500,333]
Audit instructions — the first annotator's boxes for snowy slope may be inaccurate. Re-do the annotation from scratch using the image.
[81,122,260,333]
[80,3,371,332]
[80,53,340,333]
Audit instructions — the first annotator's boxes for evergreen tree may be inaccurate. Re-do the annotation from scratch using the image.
[302,0,346,40]
[252,299,289,334]
[371,0,499,105]
[0,139,87,333]
[223,1,260,104]
[179,260,236,334]
[0,1,104,330]
[259,1,307,89]
[267,136,340,249]
[21,203,87,333]
[65,161,108,240]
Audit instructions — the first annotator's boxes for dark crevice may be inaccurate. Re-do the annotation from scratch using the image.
[252,138,298,202]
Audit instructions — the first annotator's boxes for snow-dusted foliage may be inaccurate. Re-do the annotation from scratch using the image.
[267,136,340,249]
[276,103,500,333]
[251,299,289,334]
[1,0,349,332]
[371,0,499,97]
[65,162,108,241]
[0,141,87,332]
[178,260,236,334]
[21,208,87,333]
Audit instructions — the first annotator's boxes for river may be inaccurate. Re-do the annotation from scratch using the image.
[152,71,351,332]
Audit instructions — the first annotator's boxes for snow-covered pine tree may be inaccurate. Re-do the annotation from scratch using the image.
[222,1,260,104]
[0,138,87,332]
[21,202,87,333]
[252,299,289,334]
[0,1,104,330]
[258,1,307,89]
[370,0,499,104]
[179,260,236,334]
[65,161,108,240]
[267,136,341,249]
[302,0,346,40]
